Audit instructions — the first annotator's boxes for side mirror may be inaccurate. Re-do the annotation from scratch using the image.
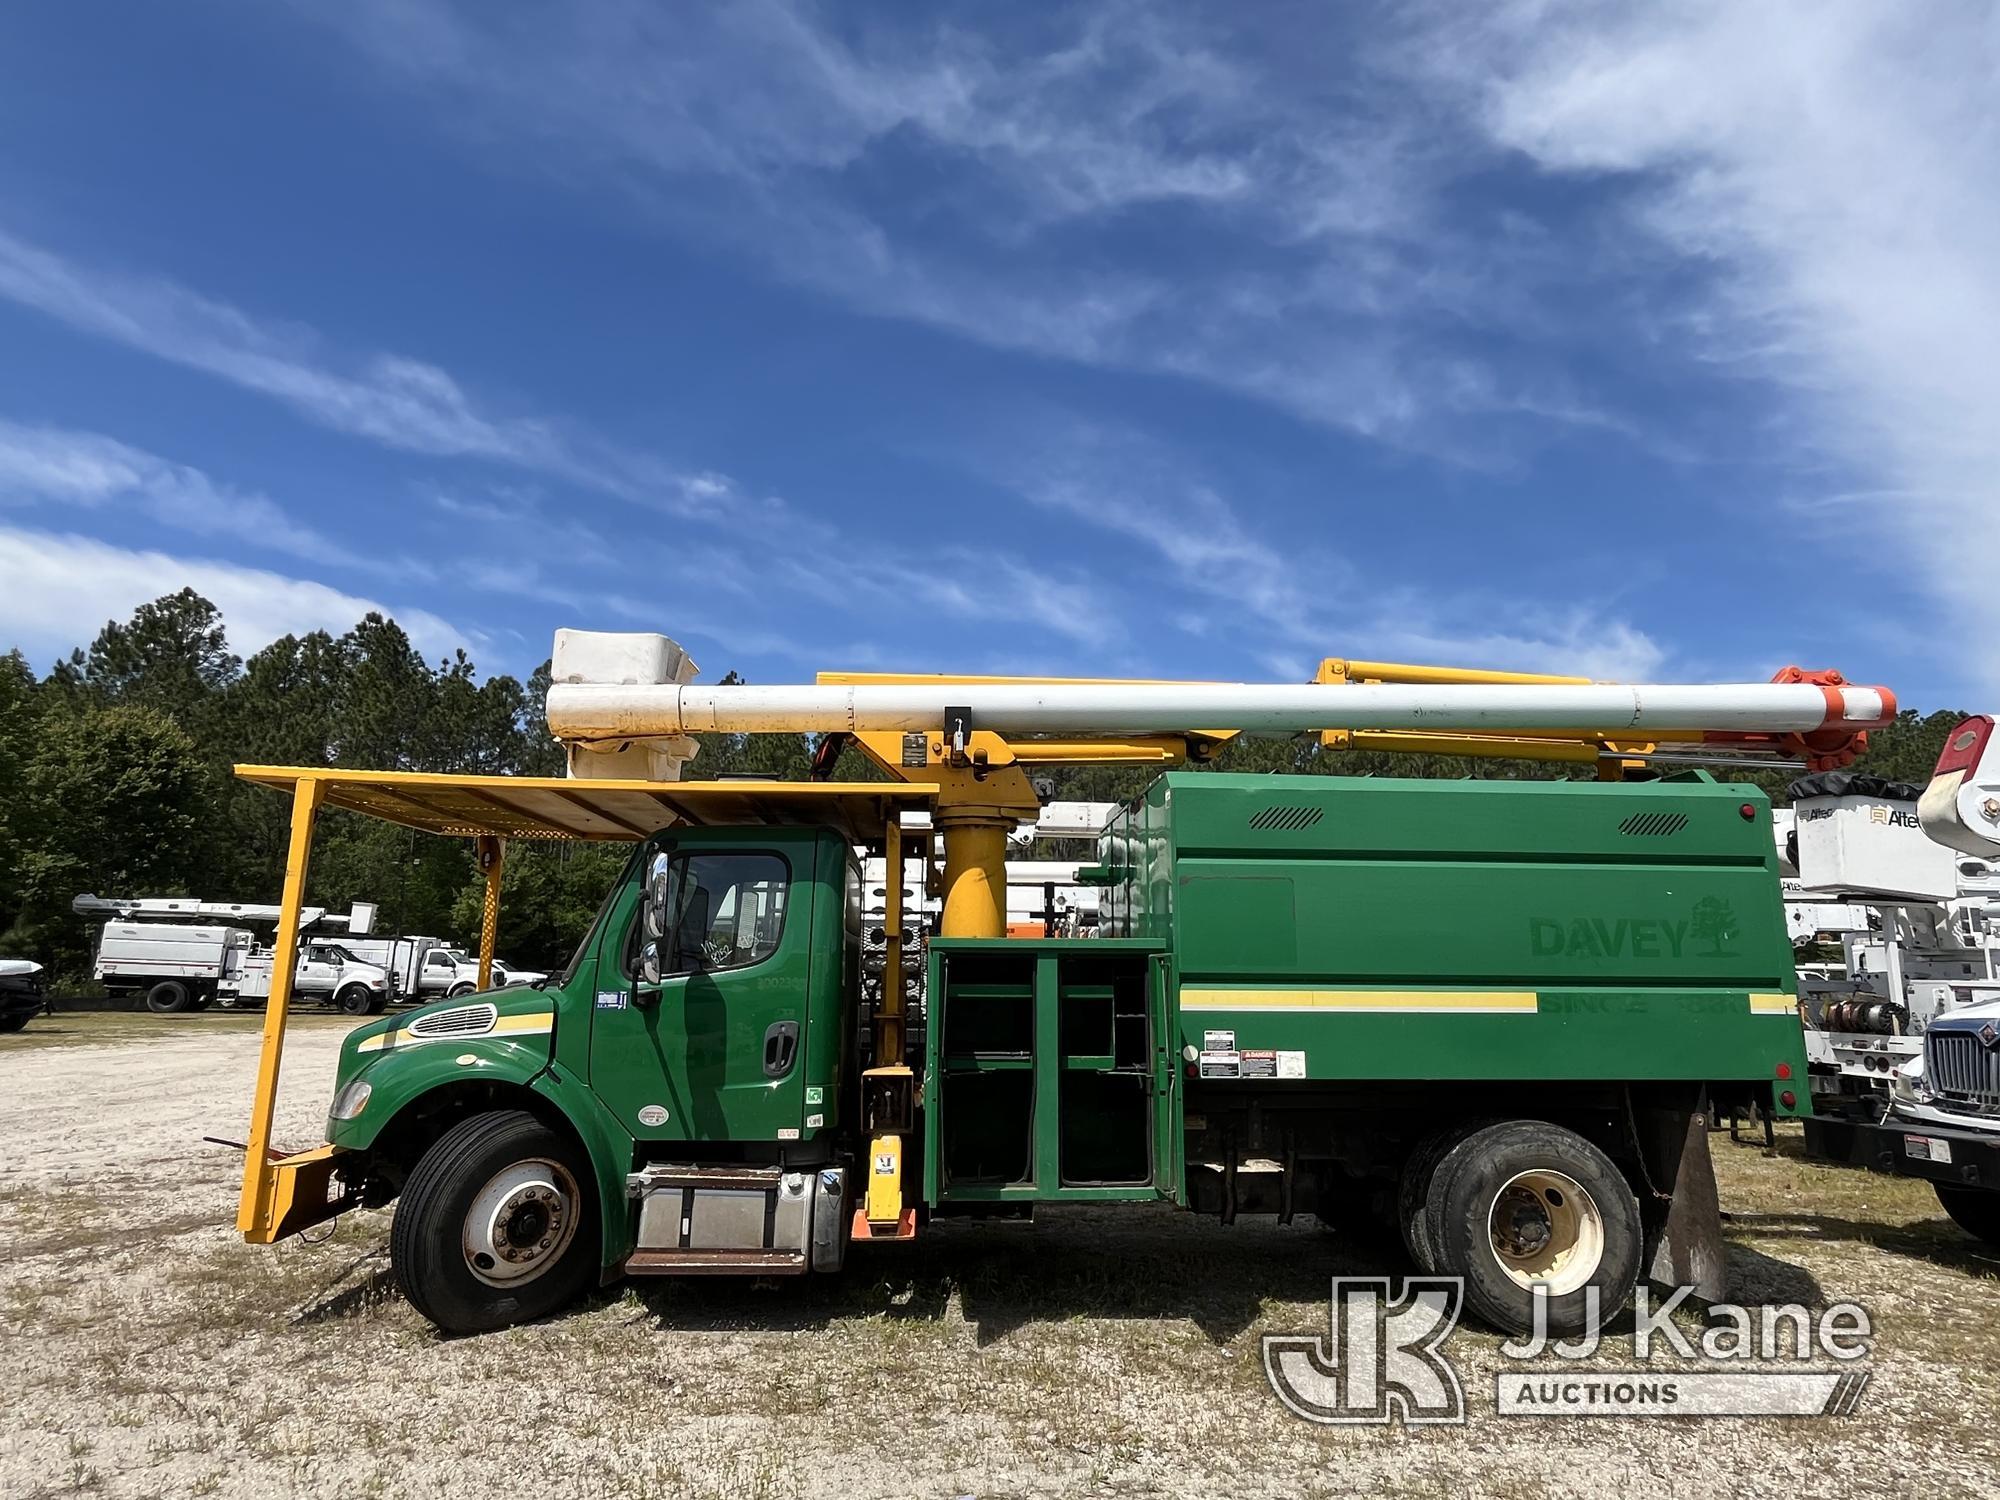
[637,939,664,992]
[643,852,674,941]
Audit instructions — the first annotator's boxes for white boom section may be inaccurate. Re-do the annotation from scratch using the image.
[1920,716,2000,858]
[547,679,1891,740]
[72,894,377,932]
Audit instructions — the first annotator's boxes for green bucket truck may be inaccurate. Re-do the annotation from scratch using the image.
[236,763,1808,1339]
[233,638,1890,1338]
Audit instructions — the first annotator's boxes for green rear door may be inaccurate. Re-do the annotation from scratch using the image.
[588,837,816,1143]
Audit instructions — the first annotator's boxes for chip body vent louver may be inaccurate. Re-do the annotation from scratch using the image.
[1617,812,1690,837]
[1249,805,1326,832]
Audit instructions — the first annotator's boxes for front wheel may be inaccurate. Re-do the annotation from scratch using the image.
[1423,1119,1641,1337]
[391,1110,599,1335]
[0,1013,29,1033]
[335,984,374,1016]
[1935,1184,2000,1248]
[447,982,477,999]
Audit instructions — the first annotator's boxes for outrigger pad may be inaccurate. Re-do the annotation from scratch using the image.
[1641,1106,1727,1305]
[242,1145,349,1245]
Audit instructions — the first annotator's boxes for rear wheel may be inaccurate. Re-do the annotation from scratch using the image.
[145,980,192,1014]
[1398,1119,1495,1272]
[336,984,374,1016]
[1935,1184,2000,1248]
[391,1110,599,1335]
[1424,1119,1641,1336]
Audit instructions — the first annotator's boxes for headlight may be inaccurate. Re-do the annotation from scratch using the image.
[367,976,386,989]
[1890,1057,1933,1105]
[330,1080,373,1121]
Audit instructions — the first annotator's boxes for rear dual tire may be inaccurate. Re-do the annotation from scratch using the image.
[1399,1119,1641,1336]
[146,980,193,1014]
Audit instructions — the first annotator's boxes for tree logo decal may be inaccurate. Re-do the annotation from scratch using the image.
[1689,896,1739,957]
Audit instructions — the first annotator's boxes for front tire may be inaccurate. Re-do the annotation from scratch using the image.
[447,982,476,999]
[0,1013,29,1033]
[391,1110,598,1335]
[1424,1119,1641,1337]
[336,984,374,1016]
[145,980,193,1014]
[1935,1184,2000,1248]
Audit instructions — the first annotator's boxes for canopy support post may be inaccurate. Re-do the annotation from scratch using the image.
[476,835,505,992]
[237,775,324,1239]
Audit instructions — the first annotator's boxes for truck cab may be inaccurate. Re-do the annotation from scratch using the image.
[319,826,861,1330]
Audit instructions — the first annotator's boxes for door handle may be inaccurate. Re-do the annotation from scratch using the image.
[763,1021,799,1079]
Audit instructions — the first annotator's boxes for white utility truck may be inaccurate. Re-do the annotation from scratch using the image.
[76,895,391,1014]
[335,935,546,1001]
[1805,717,2000,1248]
[1780,774,1998,1103]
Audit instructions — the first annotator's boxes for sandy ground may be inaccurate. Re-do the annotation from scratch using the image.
[3,1013,1999,1500]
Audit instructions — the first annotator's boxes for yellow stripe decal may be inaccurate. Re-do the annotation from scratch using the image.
[1180,988,1538,1015]
[356,1012,554,1053]
[1749,993,1798,1015]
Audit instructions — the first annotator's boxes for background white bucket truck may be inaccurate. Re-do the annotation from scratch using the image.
[76,895,392,1014]
[1805,716,2000,1247]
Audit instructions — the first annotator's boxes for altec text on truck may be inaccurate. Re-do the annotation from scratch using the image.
[232,632,1894,1337]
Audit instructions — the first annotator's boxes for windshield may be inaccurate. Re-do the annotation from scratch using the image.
[559,845,645,987]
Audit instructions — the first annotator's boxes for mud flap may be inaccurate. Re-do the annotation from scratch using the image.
[1635,1099,1728,1305]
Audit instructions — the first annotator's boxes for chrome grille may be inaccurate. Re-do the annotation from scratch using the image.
[408,1002,497,1039]
[1927,1029,1999,1104]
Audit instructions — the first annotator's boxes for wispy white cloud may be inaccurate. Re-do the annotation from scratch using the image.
[1420,0,2000,692]
[295,0,1615,450]
[0,228,785,526]
[287,0,2000,698]
[0,418,346,562]
[0,524,469,666]
[1010,421,1666,681]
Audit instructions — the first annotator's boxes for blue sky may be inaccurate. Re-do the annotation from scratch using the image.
[0,2,1993,707]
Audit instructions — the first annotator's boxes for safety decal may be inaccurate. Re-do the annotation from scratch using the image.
[636,1104,669,1127]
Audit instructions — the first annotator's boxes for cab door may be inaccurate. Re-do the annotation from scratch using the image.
[419,949,457,994]
[588,843,813,1144]
[296,945,335,995]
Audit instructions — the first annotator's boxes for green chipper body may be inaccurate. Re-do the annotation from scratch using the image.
[922,770,1803,1221]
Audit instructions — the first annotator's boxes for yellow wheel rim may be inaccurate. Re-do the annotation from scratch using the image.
[1487,1168,1604,1294]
